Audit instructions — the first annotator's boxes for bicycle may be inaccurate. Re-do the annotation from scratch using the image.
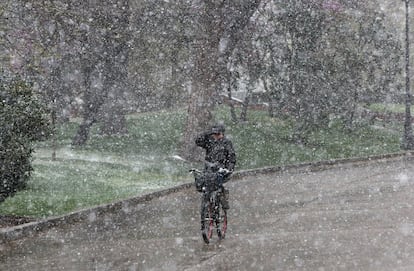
[190,166,230,244]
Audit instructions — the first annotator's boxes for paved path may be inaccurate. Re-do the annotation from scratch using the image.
[2,157,414,270]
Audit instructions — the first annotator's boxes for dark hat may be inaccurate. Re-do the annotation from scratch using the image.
[211,124,225,134]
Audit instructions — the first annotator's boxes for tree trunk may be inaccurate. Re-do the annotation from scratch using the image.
[240,83,252,122]
[72,65,101,146]
[99,0,130,136]
[227,70,239,123]
[72,121,95,146]
[100,105,128,136]
[51,108,57,161]
[179,0,262,161]
[180,37,219,161]
[402,0,414,150]
[72,61,102,146]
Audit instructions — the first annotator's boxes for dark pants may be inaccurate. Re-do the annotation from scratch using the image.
[216,173,230,210]
[220,187,230,210]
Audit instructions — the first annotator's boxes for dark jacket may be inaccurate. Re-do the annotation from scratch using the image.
[195,132,236,171]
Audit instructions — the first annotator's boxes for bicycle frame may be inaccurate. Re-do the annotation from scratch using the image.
[191,168,227,244]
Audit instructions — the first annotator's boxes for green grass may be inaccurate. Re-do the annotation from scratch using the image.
[216,108,401,169]
[1,110,191,218]
[368,103,414,114]
[0,106,403,218]
[0,155,188,217]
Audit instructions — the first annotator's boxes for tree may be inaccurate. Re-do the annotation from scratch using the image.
[98,0,130,137]
[2,1,89,151]
[180,0,262,160]
[0,77,50,202]
[129,1,193,112]
[319,7,402,129]
[244,0,402,143]
[401,0,414,150]
[267,1,331,143]
[72,0,131,145]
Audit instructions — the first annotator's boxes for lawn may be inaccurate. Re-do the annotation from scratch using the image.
[368,103,414,114]
[0,106,403,218]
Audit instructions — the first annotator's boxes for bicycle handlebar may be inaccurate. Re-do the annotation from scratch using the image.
[190,167,232,175]
[189,168,202,174]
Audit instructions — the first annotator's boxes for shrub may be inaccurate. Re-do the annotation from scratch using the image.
[0,77,50,202]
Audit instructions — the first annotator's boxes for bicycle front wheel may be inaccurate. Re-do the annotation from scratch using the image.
[201,202,214,244]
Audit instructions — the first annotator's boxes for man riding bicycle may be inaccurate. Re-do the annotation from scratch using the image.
[195,123,236,210]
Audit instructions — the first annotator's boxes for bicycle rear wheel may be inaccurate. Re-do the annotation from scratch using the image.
[201,202,214,244]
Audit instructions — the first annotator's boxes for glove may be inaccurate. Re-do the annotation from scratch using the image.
[218,168,232,184]
[218,168,231,175]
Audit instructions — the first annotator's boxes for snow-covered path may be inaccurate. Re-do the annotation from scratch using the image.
[2,156,414,270]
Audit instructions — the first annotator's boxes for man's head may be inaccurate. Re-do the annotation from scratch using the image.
[210,124,225,140]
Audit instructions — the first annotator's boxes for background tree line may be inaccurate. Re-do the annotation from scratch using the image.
[0,0,412,198]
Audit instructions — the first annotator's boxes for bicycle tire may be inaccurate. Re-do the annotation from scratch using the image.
[216,205,227,240]
[201,202,214,244]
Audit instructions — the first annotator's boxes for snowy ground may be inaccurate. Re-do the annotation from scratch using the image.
[1,157,414,270]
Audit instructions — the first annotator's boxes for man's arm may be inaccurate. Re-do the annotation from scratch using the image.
[195,131,211,149]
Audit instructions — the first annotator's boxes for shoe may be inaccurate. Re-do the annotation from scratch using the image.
[221,202,230,210]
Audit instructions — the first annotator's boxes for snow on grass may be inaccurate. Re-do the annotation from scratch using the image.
[0,147,192,217]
